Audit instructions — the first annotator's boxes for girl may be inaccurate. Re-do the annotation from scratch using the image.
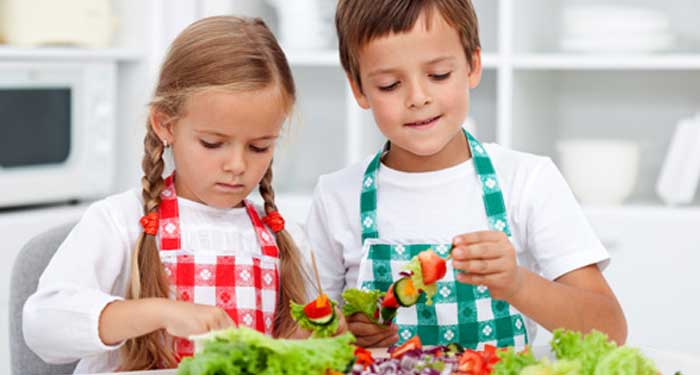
[23,16,339,373]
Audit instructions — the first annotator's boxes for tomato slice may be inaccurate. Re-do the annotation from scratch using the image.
[303,294,333,319]
[354,346,375,368]
[390,336,422,359]
[458,350,485,375]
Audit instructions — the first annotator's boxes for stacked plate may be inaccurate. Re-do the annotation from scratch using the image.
[560,4,675,53]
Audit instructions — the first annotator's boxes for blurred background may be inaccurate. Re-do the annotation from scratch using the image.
[1,0,700,373]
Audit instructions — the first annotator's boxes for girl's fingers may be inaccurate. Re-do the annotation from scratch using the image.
[356,328,399,348]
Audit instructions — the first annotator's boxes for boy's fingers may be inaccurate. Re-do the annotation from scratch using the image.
[453,256,509,274]
[452,231,506,246]
[451,243,503,260]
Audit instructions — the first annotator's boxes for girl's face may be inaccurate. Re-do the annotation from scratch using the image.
[152,87,288,209]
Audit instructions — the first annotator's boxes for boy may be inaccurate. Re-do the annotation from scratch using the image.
[306,0,626,349]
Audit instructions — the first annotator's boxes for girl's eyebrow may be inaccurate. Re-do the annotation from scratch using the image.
[194,130,278,141]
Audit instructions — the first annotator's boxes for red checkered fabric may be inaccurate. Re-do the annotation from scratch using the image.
[157,174,279,360]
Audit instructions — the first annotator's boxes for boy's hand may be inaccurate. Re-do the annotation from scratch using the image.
[347,312,399,347]
[160,299,235,338]
[451,230,524,301]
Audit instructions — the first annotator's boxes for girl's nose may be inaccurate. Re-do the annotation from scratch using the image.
[223,151,246,176]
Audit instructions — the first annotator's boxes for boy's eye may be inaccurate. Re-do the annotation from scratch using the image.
[378,81,400,91]
[250,145,270,153]
[431,72,452,81]
[200,140,222,149]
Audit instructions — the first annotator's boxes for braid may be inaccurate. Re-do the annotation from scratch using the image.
[120,125,177,370]
[259,164,308,337]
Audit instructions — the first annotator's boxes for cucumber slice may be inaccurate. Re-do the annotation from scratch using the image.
[308,308,336,326]
[394,277,420,307]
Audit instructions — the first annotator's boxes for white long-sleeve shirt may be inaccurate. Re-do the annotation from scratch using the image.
[23,189,314,373]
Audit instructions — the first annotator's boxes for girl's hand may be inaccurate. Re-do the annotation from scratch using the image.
[347,312,399,348]
[334,307,349,336]
[451,230,524,301]
[160,299,235,338]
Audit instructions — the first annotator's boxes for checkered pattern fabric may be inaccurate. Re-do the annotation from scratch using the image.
[158,174,279,359]
[357,131,528,348]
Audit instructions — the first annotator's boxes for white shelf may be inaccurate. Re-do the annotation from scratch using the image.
[0,46,142,61]
[512,53,700,70]
[285,49,502,69]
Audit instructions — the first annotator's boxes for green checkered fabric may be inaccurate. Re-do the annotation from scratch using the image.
[357,130,528,348]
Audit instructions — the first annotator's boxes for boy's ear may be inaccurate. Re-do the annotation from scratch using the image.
[347,74,370,109]
[149,109,175,145]
[467,49,483,89]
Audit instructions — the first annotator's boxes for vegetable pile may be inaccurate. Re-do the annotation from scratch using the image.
[176,327,355,375]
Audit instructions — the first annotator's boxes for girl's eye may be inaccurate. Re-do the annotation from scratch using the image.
[250,145,270,153]
[431,72,452,81]
[378,81,400,91]
[200,140,222,149]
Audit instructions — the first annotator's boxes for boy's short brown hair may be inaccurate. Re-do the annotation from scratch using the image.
[336,0,481,91]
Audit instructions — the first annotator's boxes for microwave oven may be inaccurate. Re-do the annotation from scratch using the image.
[0,61,117,208]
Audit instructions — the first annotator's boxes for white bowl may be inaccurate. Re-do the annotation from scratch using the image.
[556,140,640,206]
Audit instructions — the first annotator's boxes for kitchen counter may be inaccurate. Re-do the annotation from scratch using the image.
[85,345,700,375]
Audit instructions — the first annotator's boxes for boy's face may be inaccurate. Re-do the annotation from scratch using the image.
[349,10,481,162]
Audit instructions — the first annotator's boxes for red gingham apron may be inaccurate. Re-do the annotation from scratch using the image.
[157,174,279,359]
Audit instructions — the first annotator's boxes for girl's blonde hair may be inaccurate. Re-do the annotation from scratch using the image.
[120,16,306,370]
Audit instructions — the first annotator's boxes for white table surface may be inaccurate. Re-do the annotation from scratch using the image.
[86,346,699,375]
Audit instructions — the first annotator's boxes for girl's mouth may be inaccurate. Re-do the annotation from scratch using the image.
[404,115,442,129]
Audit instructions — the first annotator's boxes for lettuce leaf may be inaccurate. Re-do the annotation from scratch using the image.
[593,346,657,375]
[290,299,339,338]
[341,288,383,323]
[551,329,616,375]
[491,346,539,375]
[177,327,355,375]
[403,255,437,305]
[521,358,582,375]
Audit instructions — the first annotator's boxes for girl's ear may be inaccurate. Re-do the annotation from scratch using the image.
[149,109,174,145]
[467,49,483,89]
[347,74,370,110]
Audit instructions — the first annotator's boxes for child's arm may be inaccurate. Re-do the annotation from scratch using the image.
[451,231,627,344]
[451,157,626,344]
[98,298,234,345]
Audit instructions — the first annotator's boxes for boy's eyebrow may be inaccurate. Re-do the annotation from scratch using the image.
[367,56,457,78]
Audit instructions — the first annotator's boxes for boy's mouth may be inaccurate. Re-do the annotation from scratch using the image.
[404,115,442,129]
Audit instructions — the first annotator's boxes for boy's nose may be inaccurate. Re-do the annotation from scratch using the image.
[405,81,432,109]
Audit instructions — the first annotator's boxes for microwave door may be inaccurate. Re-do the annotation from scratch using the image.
[0,88,72,168]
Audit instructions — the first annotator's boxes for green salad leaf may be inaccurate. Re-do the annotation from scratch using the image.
[341,288,384,323]
[403,255,437,305]
[290,299,339,338]
[491,347,539,375]
[177,327,355,375]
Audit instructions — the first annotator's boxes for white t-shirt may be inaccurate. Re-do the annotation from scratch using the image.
[23,189,315,374]
[305,143,609,341]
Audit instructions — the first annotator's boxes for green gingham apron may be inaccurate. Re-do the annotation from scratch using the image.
[357,130,529,348]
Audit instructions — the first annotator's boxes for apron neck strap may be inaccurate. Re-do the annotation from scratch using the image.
[157,172,280,257]
[358,129,512,244]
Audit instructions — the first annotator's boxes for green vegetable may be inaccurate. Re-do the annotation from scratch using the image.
[551,329,658,375]
[290,299,339,338]
[491,347,539,375]
[593,346,657,375]
[403,255,437,305]
[341,288,384,323]
[521,358,582,375]
[177,327,355,375]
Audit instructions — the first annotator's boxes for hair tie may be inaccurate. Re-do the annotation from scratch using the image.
[140,212,159,236]
[262,211,285,233]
